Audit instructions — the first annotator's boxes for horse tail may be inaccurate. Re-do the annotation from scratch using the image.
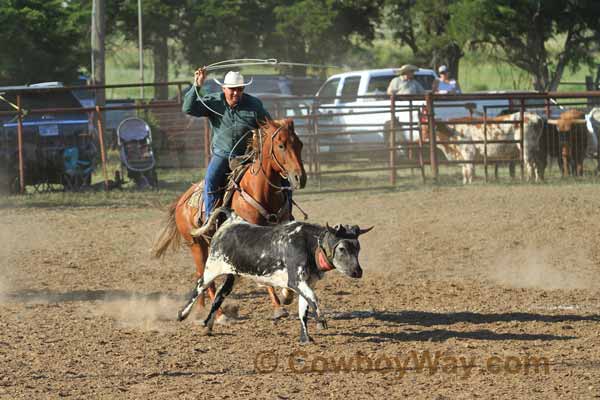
[152,199,182,259]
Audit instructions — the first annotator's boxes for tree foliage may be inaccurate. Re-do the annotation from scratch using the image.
[114,0,187,98]
[385,0,464,76]
[179,0,382,76]
[0,0,90,85]
[449,0,600,91]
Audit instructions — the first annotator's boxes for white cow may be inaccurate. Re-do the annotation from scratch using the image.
[422,112,545,184]
[585,107,600,157]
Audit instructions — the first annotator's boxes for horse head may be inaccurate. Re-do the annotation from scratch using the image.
[260,118,306,190]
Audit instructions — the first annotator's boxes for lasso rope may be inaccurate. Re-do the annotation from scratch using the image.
[192,58,338,117]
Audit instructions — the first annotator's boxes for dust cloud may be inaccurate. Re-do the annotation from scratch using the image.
[92,294,181,331]
[0,221,18,302]
[488,246,599,290]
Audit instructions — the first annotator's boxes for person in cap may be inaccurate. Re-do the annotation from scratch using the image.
[432,65,461,94]
[182,67,272,236]
[386,64,425,95]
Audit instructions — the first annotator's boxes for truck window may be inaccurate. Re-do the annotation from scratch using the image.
[415,75,435,91]
[317,78,340,100]
[340,76,361,102]
[367,73,435,93]
[366,75,396,94]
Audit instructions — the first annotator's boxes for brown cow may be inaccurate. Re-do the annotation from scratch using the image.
[543,109,587,177]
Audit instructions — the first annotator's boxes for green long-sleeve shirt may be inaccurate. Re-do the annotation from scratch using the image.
[182,86,271,157]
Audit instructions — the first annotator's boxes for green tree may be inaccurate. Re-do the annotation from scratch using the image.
[179,0,382,76]
[450,0,600,91]
[385,0,464,76]
[180,0,275,68]
[0,0,90,85]
[115,0,187,99]
[271,0,383,75]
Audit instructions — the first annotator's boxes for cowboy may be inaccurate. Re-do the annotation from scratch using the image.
[386,64,425,95]
[182,68,272,237]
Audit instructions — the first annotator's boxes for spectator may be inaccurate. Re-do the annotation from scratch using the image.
[387,64,425,95]
[432,65,461,94]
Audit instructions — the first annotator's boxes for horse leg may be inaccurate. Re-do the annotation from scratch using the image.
[268,287,289,320]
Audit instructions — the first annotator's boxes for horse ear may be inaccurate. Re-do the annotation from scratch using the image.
[287,118,295,132]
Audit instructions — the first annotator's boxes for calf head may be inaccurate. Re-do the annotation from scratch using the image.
[320,224,373,278]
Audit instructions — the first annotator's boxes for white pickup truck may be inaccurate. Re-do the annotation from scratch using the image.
[313,68,509,147]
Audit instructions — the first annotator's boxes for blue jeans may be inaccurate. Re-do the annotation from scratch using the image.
[203,153,294,221]
[203,154,231,219]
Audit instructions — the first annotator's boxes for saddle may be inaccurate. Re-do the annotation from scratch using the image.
[187,160,252,228]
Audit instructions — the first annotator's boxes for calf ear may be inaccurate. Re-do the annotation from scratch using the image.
[358,226,374,236]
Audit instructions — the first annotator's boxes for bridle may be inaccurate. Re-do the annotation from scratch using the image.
[250,124,295,191]
[234,122,305,224]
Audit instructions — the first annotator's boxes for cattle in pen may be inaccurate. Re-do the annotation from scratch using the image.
[543,109,588,177]
[422,112,545,184]
[177,208,373,343]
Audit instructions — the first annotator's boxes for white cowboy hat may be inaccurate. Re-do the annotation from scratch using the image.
[438,65,448,74]
[397,64,419,75]
[214,71,253,88]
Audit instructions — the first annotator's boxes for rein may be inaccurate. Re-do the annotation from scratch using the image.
[250,125,291,191]
[233,124,293,223]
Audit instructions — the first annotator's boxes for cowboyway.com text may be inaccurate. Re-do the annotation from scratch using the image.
[253,349,550,378]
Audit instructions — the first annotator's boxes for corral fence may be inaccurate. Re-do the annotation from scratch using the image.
[1,82,600,194]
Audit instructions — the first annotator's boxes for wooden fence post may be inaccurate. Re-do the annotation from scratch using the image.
[95,105,109,191]
[204,118,211,169]
[426,93,438,182]
[389,95,396,185]
[16,95,25,194]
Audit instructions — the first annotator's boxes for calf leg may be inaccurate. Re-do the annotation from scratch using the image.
[298,296,312,343]
[178,269,223,322]
[203,274,236,332]
[295,281,326,343]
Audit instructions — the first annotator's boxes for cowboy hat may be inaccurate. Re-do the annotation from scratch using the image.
[214,71,253,88]
[438,65,448,74]
[397,64,419,75]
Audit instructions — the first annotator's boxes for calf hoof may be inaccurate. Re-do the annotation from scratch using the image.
[177,310,189,322]
[316,319,328,330]
[272,307,289,320]
[193,321,213,336]
[280,288,294,305]
[199,326,213,336]
[299,335,314,344]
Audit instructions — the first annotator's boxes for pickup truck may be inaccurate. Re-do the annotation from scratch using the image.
[313,68,509,148]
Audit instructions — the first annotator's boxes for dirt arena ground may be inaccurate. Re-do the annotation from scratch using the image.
[1,184,600,399]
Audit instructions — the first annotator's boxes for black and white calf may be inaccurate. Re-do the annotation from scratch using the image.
[177,208,372,343]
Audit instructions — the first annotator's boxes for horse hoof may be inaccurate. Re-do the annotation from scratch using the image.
[280,288,294,305]
[272,307,289,320]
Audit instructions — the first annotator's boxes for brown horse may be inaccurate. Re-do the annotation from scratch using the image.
[153,118,306,321]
